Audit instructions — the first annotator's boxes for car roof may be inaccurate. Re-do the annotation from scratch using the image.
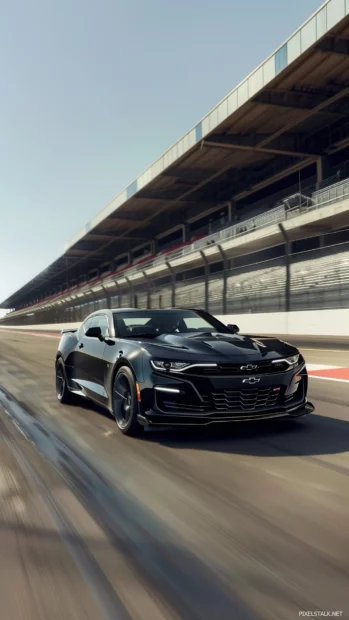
[111,307,202,313]
[85,308,205,319]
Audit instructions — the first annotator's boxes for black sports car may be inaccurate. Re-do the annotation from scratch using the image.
[55,308,314,435]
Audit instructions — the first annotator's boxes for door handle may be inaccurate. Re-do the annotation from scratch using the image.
[78,343,84,349]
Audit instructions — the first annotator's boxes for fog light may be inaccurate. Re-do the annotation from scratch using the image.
[155,386,181,394]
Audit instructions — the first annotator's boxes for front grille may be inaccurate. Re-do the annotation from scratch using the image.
[182,361,289,376]
[156,384,286,415]
[209,386,282,413]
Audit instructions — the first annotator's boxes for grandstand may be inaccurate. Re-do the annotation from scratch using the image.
[3,0,349,325]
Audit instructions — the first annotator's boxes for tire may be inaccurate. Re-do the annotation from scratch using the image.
[56,358,74,404]
[112,366,142,436]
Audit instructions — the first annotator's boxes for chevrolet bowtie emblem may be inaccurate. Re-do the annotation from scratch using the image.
[242,377,260,384]
[240,364,258,371]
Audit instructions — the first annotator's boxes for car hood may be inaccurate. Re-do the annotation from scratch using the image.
[139,332,298,362]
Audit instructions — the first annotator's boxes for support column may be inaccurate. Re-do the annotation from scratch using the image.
[115,283,122,308]
[217,245,228,315]
[124,276,134,307]
[102,285,111,309]
[316,156,331,188]
[199,251,209,312]
[89,291,97,313]
[182,222,189,243]
[166,261,176,307]
[142,271,151,309]
[113,281,121,308]
[279,223,291,312]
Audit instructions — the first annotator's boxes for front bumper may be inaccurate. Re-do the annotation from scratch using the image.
[138,401,314,427]
[138,363,314,427]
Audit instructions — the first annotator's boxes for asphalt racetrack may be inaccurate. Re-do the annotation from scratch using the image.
[0,329,348,619]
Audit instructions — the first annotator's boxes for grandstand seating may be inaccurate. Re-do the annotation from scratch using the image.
[144,248,349,314]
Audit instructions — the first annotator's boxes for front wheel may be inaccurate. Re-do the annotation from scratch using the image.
[56,358,73,404]
[112,367,142,436]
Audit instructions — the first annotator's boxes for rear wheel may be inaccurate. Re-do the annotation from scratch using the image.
[56,358,73,404]
[112,366,142,436]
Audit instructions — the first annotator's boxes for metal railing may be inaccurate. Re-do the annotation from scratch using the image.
[167,176,349,259]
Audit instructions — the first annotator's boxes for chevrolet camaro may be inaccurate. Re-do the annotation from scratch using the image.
[55,308,314,435]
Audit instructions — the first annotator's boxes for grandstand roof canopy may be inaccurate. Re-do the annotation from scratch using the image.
[3,0,349,309]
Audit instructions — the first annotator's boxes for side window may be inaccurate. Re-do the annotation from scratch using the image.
[90,315,109,338]
[82,317,93,335]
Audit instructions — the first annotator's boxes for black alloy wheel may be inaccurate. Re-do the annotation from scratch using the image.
[55,358,73,404]
[112,366,142,436]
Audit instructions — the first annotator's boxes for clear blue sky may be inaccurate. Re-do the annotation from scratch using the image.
[0,0,321,309]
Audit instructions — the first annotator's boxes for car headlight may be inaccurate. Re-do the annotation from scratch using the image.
[285,354,300,368]
[151,360,192,371]
[272,354,300,370]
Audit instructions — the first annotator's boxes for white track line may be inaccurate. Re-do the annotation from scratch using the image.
[0,329,60,339]
[301,348,349,353]
[306,364,339,371]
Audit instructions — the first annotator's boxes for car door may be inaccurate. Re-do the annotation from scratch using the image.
[70,316,93,385]
[75,314,109,404]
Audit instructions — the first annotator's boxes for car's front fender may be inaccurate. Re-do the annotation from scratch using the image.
[103,341,145,403]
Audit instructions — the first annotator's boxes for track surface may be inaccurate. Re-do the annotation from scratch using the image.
[0,330,348,619]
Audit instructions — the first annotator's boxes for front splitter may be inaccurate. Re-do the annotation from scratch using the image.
[138,402,315,428]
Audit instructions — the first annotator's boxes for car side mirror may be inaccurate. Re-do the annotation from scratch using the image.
[85,326,104,340]
[227,324,240,334]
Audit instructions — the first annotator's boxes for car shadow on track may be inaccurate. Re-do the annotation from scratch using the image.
[69,396,114,420]
[66,395,349,459]
[142,414,349,458]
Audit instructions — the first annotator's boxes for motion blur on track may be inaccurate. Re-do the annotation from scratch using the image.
[0,328,349,619]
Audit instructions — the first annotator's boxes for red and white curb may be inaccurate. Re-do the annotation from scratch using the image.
[307,364,349,383]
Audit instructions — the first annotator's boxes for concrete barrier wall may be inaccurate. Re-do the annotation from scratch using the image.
[1,308,349,337]
[215,309,349,337]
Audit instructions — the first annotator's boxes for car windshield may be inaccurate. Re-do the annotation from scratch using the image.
[112,309,230,338]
